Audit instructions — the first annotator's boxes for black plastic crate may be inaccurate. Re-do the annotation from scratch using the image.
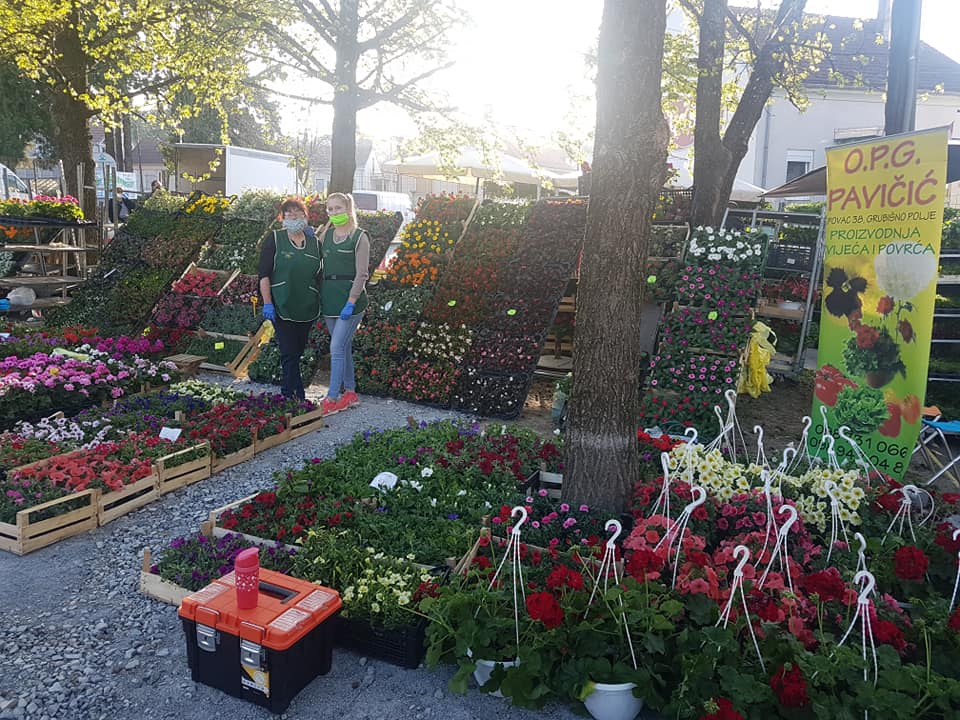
[765,240,815,272]
[180,611,337,714]
[334,616,427,669]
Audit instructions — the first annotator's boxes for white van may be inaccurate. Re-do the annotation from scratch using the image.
[0,164,31,201]
[351,191,414,224]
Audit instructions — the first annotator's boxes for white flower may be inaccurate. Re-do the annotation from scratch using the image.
[408,480,422,491]
[875,244,938,300]
[553,428,561,436]
[705,226,714,234]
[457,489,467,496]
[420,466,434,478]
[430,497,437,507]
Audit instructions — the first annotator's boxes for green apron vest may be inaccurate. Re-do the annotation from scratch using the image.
[321,227,368,317]
[270,229,322,322]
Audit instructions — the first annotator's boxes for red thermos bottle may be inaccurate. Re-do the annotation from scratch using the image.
[234,547,260,609]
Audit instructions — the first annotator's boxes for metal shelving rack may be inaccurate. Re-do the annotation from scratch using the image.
[720,208,825,375]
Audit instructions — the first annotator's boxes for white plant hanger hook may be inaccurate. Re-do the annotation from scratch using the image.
[759,504,798,594]
[776,446,797,496]
[723,389,748,464]
[824,479,850,565]
[648,452,675,529]
[812,406,832,463]
[717,545,765,671]
[837,570,879,687]
[658,486,707,590]
[837,426,882,485]
[486,505,529,657]
[585,519,638,670]
[825,435,841,471]
[754,425,768,468]
[791,415,814,472]
[758,469,780,563]
[948,529,960,613]
[882,484,936,545]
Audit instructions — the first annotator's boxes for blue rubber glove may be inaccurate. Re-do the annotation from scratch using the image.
[263,303,276,322]
[339,302,355,320]
[304,226,316,239]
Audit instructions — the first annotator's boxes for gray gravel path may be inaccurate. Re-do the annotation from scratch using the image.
[0,375,599,720]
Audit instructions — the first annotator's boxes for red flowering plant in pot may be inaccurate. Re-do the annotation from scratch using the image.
[171,268,224,296]
[389,358,460,406]
[151,292,213,329]
[467,330,543,373]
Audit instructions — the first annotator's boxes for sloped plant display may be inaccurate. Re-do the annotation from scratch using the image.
[451,199,585,418]
[642,228,767,434]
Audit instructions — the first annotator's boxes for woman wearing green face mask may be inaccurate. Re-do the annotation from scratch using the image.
[319,191,369,415]
[257,197,321,400]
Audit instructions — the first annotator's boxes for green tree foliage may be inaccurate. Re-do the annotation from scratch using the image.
[0,0,280,214]
[0,61,53,170]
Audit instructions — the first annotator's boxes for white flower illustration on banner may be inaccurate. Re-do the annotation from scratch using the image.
[874,244,938,300]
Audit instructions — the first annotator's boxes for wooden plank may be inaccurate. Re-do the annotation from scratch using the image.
[156,443,212,495]
[254,427,292,454]
[228,322,271,378]
[98,473,160,525]
[196,329,251,343]
[205,492,261,532]
[214,268,243,298]
[211,443,255,474]
[210,526,299,553]
[139,548,193,606]
[289,408,326,438]
[199,361,233,374]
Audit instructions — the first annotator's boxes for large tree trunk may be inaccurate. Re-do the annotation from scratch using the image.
[121,114,134,172]
[690,0,732,228]
[329,0,360,194]
[691,0,807,228]
[563,0,670,513]
[51,16,95,219]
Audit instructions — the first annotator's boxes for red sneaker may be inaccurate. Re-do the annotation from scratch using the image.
[342,390,360,407]
[322,396,349,415]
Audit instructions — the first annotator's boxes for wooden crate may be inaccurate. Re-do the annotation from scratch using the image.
[210,526,299,553]
[211,441,255,474]
[98,473,160,525]
[201,492,260,535]
[163,353,207,377]
[156,443,212,495]
[254,426,292,453]
[0,489,99,556]
[139,548,192,606]
[288,408,325,439]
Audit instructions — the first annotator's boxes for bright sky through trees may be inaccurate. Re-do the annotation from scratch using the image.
[281,0,959,143]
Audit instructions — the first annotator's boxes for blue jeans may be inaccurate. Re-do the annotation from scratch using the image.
[324,313,363,400]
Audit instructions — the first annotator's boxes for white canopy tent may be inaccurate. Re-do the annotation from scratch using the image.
[383,149,579,189]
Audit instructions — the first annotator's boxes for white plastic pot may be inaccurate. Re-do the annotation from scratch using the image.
[583,681,644,720]
[472,658,520,698]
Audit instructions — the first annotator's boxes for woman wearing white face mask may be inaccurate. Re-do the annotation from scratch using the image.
[257,197,321,400]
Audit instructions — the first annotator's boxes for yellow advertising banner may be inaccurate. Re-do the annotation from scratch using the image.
[811,127,948,480]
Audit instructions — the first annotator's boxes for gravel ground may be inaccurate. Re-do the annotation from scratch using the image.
[0,374,627,720]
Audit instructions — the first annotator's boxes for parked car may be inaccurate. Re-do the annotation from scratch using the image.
[0,164,31,201]
[352,191,414,223]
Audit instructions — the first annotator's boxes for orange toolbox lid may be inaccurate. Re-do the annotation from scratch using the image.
[178,568,342,652]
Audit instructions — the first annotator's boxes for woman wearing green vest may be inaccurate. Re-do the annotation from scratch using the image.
[320,192,369,415]
[257,197,321,400]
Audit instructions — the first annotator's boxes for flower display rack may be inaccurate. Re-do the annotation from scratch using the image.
[0,489,99,556]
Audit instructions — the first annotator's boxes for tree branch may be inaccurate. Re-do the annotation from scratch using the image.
[725,7,760,57]
[357,8,419,52]
[357,60,454,109]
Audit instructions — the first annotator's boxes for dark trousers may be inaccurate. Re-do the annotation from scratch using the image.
[273,317,312,400]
